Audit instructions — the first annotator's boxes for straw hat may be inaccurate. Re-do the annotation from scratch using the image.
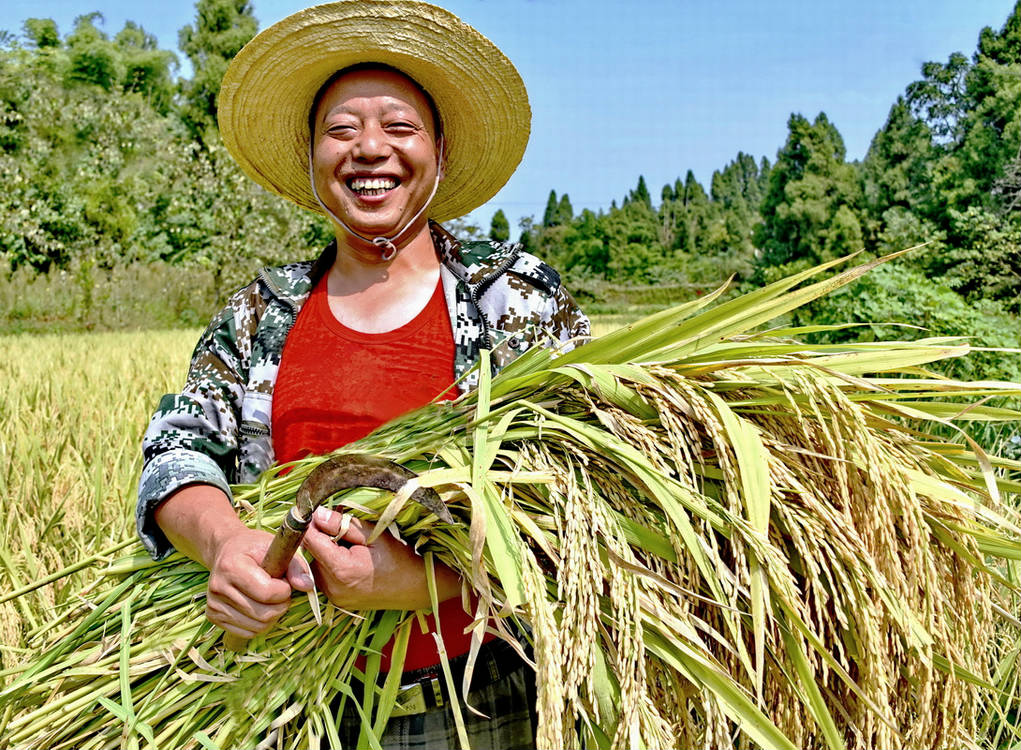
[218,0,530,223]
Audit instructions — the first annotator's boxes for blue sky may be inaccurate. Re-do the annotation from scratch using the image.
[4,0,1017,232]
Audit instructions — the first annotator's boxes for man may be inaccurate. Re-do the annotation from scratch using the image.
[138,2,588,747]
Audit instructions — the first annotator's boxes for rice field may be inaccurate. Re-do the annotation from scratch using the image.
[0,329,198,664]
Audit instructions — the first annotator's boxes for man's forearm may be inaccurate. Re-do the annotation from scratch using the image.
[154,484,246,569]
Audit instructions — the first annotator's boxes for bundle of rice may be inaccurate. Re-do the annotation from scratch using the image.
[2,255,1020,750]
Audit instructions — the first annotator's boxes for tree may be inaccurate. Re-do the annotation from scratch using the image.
[603,204,662,282]
[65,13,121,91]
[905,52,970,144]
[517,216,537,254]
[754,112,863,279]
[860,97,938,252]
[542,189,559,227]
[627,174,652,208]
[178,0,258,139]
[0,27,322,296]
[905,3,1021,214]
[0,38,177,274]
[862,99,935,216]
[699,152,766,283]
[115,21,177,114]
[901,3,1021,306]
[941,206,1021,313]
[489,209,510,243]
[994,142,1021,213]
[23,18,59,49]
[556,193,573,225]
[681,170,708,207]
[660,170,709,256]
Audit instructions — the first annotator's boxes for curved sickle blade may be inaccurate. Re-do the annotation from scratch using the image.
[224,454,451,651]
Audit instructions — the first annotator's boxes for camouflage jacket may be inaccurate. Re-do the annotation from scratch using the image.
[137,222,589,559]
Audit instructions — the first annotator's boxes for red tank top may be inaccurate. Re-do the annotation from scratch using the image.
[272,272,487,671]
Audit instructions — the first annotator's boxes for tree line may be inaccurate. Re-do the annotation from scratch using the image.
[0,0,1018,380]
[514,6,1019,307]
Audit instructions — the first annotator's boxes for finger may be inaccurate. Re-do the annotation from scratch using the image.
[286,554,315,592]
[209,568,291,618]
[301,523,355,564]
[210,617,259,639]
[211,578,290,623]
[312,506,341,535]
[205,598,281,637]
[312,507,367,545]
[232,564,295,605]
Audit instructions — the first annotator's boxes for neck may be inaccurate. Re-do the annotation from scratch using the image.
[331,220,438,291]
[326,220,441,334]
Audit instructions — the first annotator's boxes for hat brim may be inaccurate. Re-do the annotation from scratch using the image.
[218,0,530,223]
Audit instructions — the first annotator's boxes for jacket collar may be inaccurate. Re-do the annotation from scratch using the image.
[430,221,520,288]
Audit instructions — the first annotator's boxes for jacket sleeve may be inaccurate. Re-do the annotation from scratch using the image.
[136,296,251,560]
[544,283,591,349]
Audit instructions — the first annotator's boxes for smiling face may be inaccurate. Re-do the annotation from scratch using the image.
[310,67,442,243]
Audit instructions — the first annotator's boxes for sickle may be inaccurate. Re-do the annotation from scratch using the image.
[224,453,451,651]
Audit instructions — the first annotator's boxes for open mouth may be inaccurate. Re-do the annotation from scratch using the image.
[347,176,400,196]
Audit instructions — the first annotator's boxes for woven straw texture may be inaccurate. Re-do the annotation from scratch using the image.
[218,0,531,222]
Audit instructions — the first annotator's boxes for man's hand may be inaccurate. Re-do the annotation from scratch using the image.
[302,507,460,611]
[206,528,315,638]
[155,484,313,638]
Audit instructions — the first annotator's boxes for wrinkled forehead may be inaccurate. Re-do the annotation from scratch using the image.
[309,63,442,135]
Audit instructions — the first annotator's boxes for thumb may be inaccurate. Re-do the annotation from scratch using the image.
[285,552,315,592]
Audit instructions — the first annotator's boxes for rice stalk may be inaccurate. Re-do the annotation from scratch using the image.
[1,254,1020,749]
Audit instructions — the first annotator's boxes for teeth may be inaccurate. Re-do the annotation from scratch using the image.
[349,177,398,191]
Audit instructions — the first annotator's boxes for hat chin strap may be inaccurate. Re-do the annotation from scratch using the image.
[308,137,443,262]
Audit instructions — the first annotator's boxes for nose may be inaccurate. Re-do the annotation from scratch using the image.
[352,122,389,161]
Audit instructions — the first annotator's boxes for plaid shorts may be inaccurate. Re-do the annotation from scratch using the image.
[335,640,537,750]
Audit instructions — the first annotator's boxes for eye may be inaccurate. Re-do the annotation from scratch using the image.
[386,120,419,134]
[324,121,357,138]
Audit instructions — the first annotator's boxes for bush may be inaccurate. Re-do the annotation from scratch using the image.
[803,262,1021,383]
[0,260,225,333]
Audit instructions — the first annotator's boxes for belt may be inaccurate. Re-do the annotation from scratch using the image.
[389,638,527,717]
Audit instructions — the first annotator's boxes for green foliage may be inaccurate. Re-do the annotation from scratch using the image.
[626,174,652,208]
[557,193,573,224]
[861,98,936,240]
[804,261,1021,383]
[754,112,863,278]
[906,8,1020,202]
[65,13,121,90]
[542,189,559,227]
[178,0,257,139]
[940,206,1021,312]
[901,3,1021,312]
[489,208,510,243]
[115,22,178,114]
[22,19,59,49]
[541,189,574,228]
[0,13,324,300]
[0,259,221,332]
[0,42,176,272]
[906,51,971,144]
